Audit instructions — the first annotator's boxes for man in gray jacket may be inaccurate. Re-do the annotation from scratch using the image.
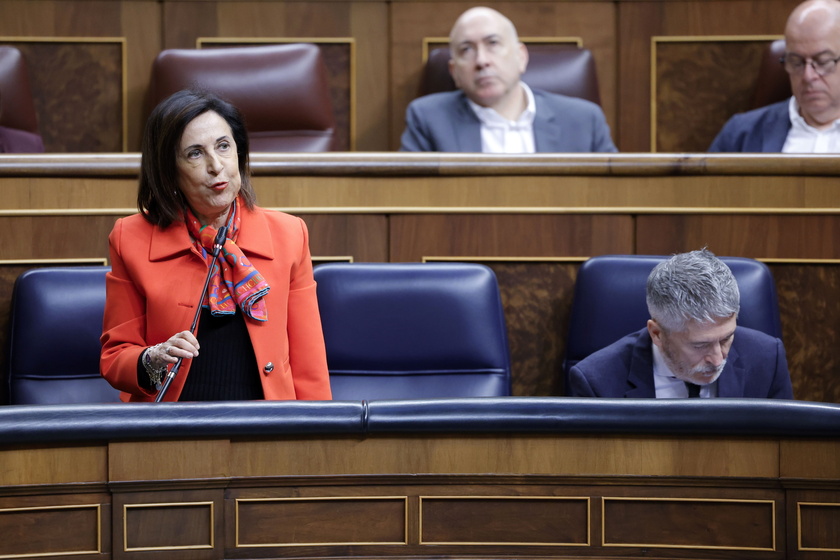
[400,7,617,153]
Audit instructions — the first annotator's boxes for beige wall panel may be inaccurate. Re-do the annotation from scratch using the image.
[390,1,617,150]
[618,0,798,152]
[231,435,779,478]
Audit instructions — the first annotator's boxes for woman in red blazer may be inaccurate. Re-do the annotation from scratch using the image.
[100,90,331,402]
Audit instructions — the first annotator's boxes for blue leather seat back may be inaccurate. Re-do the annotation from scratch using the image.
[563,255,783,382]
[8,266,121,404]
[314,263,512,400]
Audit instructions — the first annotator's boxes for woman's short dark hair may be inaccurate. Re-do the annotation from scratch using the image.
[138,90,256,227]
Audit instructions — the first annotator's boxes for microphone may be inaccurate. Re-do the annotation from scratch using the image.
[155,225,228,402]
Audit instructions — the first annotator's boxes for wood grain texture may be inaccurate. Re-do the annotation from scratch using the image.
[229,435,780,478]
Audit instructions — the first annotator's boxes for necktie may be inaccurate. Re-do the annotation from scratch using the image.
[685,382,701,398]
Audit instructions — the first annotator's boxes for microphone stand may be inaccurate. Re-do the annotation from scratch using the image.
[155,226,227,403]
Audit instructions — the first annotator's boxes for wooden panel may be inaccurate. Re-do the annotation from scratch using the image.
[420,497,589,545]
[0,503,101,557]
[798,502,840,552]
[299,214,389,263]
[389,214,634,261]
[488,262,576,396]
[124,502,214,550]
[654,38,775,152]
[772,263,840,403]
[603,497,776,551]
[636,215,840,259]
[113,489,223,560]
[0,0,160,152]
[236,497,407,546]
[0,445,107,486]
[109,440,230,482]
[390,1,617,150]
[0,215,118,260]
[780,440,840,479]
[230,435,779,479]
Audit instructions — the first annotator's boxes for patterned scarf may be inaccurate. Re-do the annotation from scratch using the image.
[184,198,270,322]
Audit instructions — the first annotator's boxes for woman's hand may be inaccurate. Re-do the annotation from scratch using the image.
[149,331,200,369]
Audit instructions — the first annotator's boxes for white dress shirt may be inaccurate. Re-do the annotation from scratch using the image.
[652,343,718,398]
[782,97,840,153]
[467,83,537,154]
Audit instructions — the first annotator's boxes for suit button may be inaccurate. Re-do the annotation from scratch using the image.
[263,362,274,374]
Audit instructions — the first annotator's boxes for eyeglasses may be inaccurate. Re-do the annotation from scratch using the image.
[780,54,840,76]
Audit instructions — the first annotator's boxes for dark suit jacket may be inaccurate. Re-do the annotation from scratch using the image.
[400,88,617,153]
[708,100,791,152]
[0,125,44,153]
[100,204,331,402]
[568,326,793,399]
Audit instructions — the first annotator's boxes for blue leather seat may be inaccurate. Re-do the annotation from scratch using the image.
[8,266,121,404]
[314,263,512,400]
[562,255,783,389]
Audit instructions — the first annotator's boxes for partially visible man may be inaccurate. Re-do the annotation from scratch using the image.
[568,249,794,399]
[709,0,840,152]
[400,6,617,153]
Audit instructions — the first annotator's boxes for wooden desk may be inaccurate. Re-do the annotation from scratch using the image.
[1,399,839,560]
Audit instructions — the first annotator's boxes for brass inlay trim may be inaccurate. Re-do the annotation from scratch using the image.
[422,256,840,265]
[4,206,840,217]
[235,496,408,547]
[2,206,840,217]
[797,501,840,552]
[0,36,128,152]
[419,496,590,546]
[422,36,584,62]
[123,501,214,552]
[0,257,107,266]
[650,35,784,152]
[196,37,357,151]
[312,256,354,264]
[0,503,101,559]
[602,496,776,551]
[423,256,588,263]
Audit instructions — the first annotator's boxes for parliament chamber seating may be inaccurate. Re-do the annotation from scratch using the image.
[562,255,783,383]
[0,45,44,150]
[7,266,120,404]
[418,45,602,105]
[749,38,790,110]
[147,43,337,152]
[314,262,512,400]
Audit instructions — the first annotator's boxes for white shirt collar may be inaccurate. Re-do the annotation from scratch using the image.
[466,83,536,153]
[651,342,716,398]
[783,96,840,153]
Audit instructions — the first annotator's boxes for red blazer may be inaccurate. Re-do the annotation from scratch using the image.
[100,205,331,402]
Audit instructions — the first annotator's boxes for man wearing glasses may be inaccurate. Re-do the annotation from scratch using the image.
[709,0,840,152]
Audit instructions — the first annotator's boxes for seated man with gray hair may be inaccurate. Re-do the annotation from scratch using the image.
[568,249,794,399]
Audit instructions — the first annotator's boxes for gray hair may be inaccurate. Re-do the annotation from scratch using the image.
[646,248,740,332]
